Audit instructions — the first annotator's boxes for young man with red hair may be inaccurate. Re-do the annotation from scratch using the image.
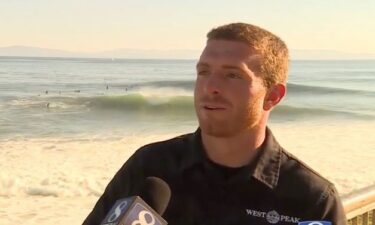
[84,23,347,225]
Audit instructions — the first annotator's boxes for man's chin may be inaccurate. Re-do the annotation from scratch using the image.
[199,123,236,138]
[198,118,260,138]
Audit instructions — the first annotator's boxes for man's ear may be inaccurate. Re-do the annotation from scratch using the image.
[263,84,286,111]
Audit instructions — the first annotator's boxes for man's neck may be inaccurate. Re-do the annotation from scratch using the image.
[201,126,266,168]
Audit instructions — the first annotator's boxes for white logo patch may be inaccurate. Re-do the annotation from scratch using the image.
[246,208,301,224]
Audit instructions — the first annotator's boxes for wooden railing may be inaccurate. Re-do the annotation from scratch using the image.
[342,184,375,225]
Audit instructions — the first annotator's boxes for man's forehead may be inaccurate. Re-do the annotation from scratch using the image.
[199,41,262,69]
[201,40,260,60]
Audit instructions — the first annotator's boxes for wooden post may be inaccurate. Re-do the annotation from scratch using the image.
[362,212,369,225]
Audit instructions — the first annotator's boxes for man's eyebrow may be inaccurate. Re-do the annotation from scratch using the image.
[222,65,241,70]
[222,65,247,73]
[196,62,210,68]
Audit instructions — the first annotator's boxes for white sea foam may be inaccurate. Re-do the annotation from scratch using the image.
[138,86,193,98]
[9,98,44,107]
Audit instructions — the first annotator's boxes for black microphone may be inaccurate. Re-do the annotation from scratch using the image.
[100,177,171,225]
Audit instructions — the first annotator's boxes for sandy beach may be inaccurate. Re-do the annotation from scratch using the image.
[1,121,374,225]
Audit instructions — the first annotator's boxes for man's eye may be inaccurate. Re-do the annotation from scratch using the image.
[197,71,209,76]
[226,73,242,79]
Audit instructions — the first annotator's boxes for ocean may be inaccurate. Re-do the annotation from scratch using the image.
[0,57,374,224]
[0,57,374,139]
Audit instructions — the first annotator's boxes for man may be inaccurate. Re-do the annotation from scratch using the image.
[84,23,347,225]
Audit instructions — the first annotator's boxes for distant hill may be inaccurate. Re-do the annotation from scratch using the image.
[1,45,375,60]
[0,46,201,59]
[0,46,83,58]
[96,48,201,59]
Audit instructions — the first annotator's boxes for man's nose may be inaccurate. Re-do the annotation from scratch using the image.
[204,74,223,95]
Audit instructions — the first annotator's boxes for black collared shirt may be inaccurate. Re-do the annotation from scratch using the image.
[83,128,347,225]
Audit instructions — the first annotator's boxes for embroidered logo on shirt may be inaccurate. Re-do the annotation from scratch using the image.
[266,210,280,224]
[246,209,301,224]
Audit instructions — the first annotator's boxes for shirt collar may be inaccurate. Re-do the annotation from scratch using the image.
[250,127,282,189]
[180,128,206,169]
[184,127,282,189]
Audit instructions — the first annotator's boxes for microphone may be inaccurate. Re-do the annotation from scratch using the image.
[100,177,171,225]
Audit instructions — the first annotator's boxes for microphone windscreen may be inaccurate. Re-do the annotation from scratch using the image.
[140,176,171,215]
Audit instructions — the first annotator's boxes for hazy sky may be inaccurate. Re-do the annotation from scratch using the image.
[1,0,374,53]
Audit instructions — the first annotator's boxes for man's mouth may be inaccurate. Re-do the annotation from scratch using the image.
[203,105,226,110]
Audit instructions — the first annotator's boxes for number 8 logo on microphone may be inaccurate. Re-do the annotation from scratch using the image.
[131,210,156,225]
[107,200,129,223]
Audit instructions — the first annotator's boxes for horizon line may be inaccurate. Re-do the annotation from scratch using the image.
[1,45,375,56]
